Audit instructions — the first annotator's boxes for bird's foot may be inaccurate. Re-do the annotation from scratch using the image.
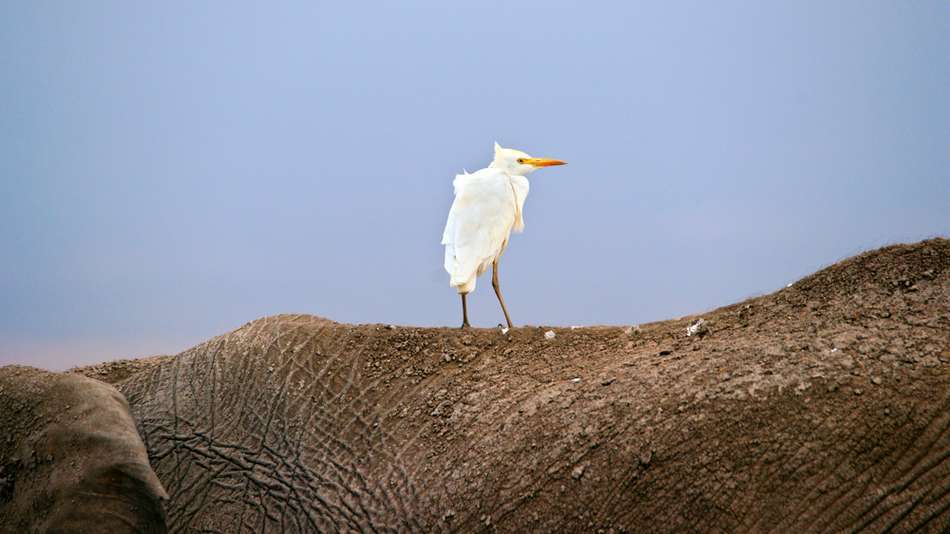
[460,322,471,330]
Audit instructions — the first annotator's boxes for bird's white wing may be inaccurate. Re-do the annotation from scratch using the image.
[442,168,519,291]
[509,175,529,233]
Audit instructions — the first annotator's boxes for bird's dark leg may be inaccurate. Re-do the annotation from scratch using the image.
[492,259,514,329]
[460,292,471,329]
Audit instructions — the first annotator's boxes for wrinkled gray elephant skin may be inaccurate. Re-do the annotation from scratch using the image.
[104,239,949,532]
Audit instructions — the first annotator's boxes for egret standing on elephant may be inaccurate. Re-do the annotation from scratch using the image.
[441,143,566,329]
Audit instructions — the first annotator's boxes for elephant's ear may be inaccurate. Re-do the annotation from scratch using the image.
[0,366,168,533]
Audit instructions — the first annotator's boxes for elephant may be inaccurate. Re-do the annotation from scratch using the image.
[0,366,167,532]
[2,238,947,532]
[0,238,950,533]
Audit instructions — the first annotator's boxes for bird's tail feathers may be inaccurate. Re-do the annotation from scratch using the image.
[446,248,479,293]
[450,272,476,294]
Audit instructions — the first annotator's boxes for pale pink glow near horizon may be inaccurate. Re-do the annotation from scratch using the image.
[0,336,198,371]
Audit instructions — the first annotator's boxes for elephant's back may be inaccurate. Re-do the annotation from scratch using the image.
[104,239,950,533]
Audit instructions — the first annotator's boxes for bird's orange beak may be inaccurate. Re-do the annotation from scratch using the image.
[522,157,567,168]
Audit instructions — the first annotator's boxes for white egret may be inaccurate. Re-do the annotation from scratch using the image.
[441,142,566,328]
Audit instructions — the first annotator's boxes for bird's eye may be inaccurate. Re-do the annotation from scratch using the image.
[517,158,525,164]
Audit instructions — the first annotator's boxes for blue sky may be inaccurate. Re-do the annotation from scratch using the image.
[2,1,948,368]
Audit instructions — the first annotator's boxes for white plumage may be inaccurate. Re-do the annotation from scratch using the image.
[442,168,529,293]
[441,142,565,328]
